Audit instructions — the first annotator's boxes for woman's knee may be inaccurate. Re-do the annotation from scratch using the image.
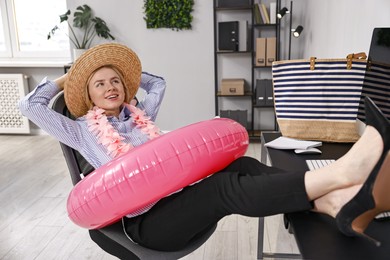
[223,156,260,171]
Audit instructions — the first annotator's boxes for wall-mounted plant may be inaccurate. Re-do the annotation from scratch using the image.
[144,0,194,31]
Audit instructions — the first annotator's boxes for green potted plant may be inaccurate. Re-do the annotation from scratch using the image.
[48,4,115,59]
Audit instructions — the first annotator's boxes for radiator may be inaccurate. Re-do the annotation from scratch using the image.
[0,74,30,134]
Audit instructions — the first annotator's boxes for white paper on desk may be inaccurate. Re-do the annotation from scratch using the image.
[265,137,322,150]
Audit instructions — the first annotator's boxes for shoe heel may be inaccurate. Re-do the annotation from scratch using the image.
[354,230,381,247]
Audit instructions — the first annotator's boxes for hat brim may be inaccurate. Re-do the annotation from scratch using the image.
[64,43,142,118]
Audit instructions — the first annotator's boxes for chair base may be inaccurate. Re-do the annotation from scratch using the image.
[89,219,217,260]
[89,228,139,260]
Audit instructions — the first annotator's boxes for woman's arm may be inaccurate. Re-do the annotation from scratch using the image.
[54,73,67,90]
[18,76,84,151]
[137,72,166,122]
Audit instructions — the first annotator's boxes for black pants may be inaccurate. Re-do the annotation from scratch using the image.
[124,156,312,251]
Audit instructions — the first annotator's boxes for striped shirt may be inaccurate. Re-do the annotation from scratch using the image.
[19,72,166,217]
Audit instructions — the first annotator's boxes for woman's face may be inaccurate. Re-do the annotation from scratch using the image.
[88,67,126,117]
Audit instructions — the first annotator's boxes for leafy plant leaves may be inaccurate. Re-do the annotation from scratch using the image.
[144,0,194,31]
[47,4,115,49]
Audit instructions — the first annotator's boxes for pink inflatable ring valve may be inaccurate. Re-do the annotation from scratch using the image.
[67,118,249,229]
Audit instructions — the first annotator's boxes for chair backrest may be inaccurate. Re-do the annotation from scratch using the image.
[51,92,94,185]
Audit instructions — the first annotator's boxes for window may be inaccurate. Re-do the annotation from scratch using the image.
[0,0,70,62]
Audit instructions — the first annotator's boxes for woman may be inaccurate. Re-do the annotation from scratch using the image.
[19,43,390,251]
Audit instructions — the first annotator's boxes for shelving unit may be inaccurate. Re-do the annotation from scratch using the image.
[213,0,281,139]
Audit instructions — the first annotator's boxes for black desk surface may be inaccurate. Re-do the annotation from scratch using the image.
[261,132,390,260]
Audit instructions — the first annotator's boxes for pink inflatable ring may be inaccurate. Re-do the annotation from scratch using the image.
[67,118,249,229]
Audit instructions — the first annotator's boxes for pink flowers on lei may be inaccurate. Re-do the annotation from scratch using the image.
[85,104,161,158]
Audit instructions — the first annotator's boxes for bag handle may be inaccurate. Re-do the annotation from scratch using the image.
[346,52,367,69]
[310,57,316,70]
[309,52,367,70]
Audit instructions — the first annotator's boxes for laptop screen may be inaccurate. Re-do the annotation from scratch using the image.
[358,28,390,121]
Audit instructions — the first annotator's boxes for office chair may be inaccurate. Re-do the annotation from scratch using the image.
[52,92,216,260]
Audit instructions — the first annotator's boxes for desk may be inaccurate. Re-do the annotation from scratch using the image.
[258,132,390,260]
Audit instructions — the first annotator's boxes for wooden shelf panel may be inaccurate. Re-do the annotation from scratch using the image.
[217,91,253,97]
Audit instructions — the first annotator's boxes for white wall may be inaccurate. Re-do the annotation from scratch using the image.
[290,0,390,59]
[67,0,215,131]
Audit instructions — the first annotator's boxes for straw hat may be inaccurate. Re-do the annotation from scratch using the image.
[64,43,142,118]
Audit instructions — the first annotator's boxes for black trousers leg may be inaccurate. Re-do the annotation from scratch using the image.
[124,157,312,251]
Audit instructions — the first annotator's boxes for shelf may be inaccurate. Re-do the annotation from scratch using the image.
[216,50,252,54]
[215,6,252,11]
[214,0,280,135]
[248,130,262,140]
[253,65,272,69]
[217,91,253,97]
[253,23,277,28]
[253,104,274,108]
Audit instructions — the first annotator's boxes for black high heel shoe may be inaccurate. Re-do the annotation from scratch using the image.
[335,97,390,247]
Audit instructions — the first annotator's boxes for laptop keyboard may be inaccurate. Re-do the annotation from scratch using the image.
[306,159,335,170]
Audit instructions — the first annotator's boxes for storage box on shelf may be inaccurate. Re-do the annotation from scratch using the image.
[220,78,245,95]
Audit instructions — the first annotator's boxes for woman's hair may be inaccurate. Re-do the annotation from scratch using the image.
[84,65,130,110]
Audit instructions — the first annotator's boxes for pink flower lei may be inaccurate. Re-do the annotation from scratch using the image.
[85,104,161,158]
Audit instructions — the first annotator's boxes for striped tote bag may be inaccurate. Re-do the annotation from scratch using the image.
[272,53,367,142]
